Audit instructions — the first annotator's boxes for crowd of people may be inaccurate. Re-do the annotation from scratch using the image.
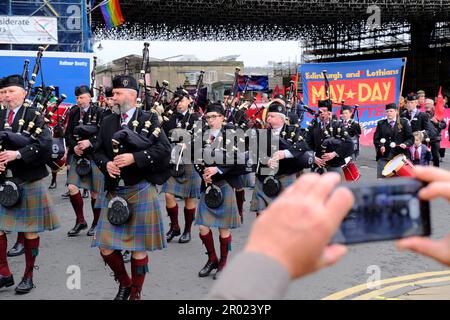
[0,57,449,300]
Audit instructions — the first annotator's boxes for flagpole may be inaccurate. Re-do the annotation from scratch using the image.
[90,0,110,13]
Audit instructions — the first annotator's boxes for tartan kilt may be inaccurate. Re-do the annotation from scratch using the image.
[196,180,241,229]
[250,174,297,212]
[67,157,104,193]
[161,164,201,199]
[0,179,60,233]
[94,191,107,209]
[240,172,255,189]
[91,181,166,252]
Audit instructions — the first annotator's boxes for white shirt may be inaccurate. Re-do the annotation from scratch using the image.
[122,107,136,126]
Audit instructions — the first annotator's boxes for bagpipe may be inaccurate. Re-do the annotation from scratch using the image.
[0,47,51,207]
[106,109,161,226]
[193,123,247,209]
[72,105,100,176]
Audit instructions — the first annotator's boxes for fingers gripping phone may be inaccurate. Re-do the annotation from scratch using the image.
[331,178,431,245]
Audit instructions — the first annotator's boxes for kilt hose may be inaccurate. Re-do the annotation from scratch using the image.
[250,174,297,212]
[0,179,60,233]
[161,164,201,199]
[196,180,241,229]
[66,157,104,193]
[92,181,166,252]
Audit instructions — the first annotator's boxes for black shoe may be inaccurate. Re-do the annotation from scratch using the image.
[122,250,131,264]
[178,230,191,243]
[166,227,181,242]
[82,189,89,198]
[15,277,34,294]
[67,222,88,237]
[86,225,96,237]
[49,181,57,189]
[198,260,219,277]
[61,191,70,199]
[213,267,223,280]
[0,274,14,289]
[7,242,25,257]
[114,286,131,300]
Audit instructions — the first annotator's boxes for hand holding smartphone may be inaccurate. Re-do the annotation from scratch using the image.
[331,178,431,245]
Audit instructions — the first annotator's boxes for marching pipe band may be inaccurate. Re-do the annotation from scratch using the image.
[0,44,444,300]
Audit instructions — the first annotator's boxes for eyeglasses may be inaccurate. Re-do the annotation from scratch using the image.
[205,114,222,120]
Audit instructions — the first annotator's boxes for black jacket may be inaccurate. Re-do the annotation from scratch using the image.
[305,119,354,167]
[0,106,52,182]
[64,103,103,158]
[93,108,171,190]
[255,124,313,178]
[425,112,446,142]
[341,119,362,138]
[194,123,246,191]
[373,118,414,161]
[400,109,431,133]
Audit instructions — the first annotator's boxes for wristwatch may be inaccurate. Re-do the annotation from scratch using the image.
[16,151,22,160]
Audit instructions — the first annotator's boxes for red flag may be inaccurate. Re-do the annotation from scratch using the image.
[255,93,262,103]
[273,85,280,98]
[435,86,445,121]
[281,86,285,97]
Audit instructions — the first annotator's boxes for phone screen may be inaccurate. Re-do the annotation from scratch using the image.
[331,178,431,245]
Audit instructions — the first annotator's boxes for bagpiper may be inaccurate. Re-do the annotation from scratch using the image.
[64,85,104,237]
[92,74,171,300]
[194,103,246,279]
[161,88,201,243]
[305,99,353,175]
[0,74,59,294]
[250,100,314,216]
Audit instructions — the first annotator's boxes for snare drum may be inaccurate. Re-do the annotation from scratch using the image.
[341,157,361,182]
[382,154,415,178]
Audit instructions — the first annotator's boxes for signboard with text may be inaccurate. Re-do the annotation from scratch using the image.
[0,16,58,45]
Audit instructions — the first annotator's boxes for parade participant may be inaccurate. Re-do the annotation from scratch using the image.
[207,173,353,300]
[64,85,104,237]
[417,90,426,109]
[0,74,59,294]
[250,101,314,217]
[409,131,431,165]
[101,87,114,118]
[0,77,25,258]
[373,103,414,178]
[424,98,446,167]
[401,93,431,133]
[340,105,362,159]
[305,99,353,175]
[399,95,406,111]
[194,103,245,280]
[161,88,201,243]
[92,74,171,300]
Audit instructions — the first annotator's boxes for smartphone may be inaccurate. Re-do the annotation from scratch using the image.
[331,178,431,245]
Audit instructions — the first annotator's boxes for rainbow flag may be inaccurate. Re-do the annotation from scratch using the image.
[100,0,125,29]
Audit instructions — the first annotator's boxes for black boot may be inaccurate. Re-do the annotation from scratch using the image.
[114,286,131,300]
[86,224,97,237]
[198,259,219,277]
[7,242,25,257]
[0,274,14,289]
[178,231,191,243]
[49,180,57,189]
[61,191,70,199]
[166,225,181,242]
[15,277,35,294]
[82,189,89,198]
[67,222,88,237]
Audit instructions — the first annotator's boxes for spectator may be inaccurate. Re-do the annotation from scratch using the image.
[207,173,354,299]
[409,131,431,166]
[397,166,450,267]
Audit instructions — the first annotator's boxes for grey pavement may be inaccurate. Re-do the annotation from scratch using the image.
[0,146,449,300]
